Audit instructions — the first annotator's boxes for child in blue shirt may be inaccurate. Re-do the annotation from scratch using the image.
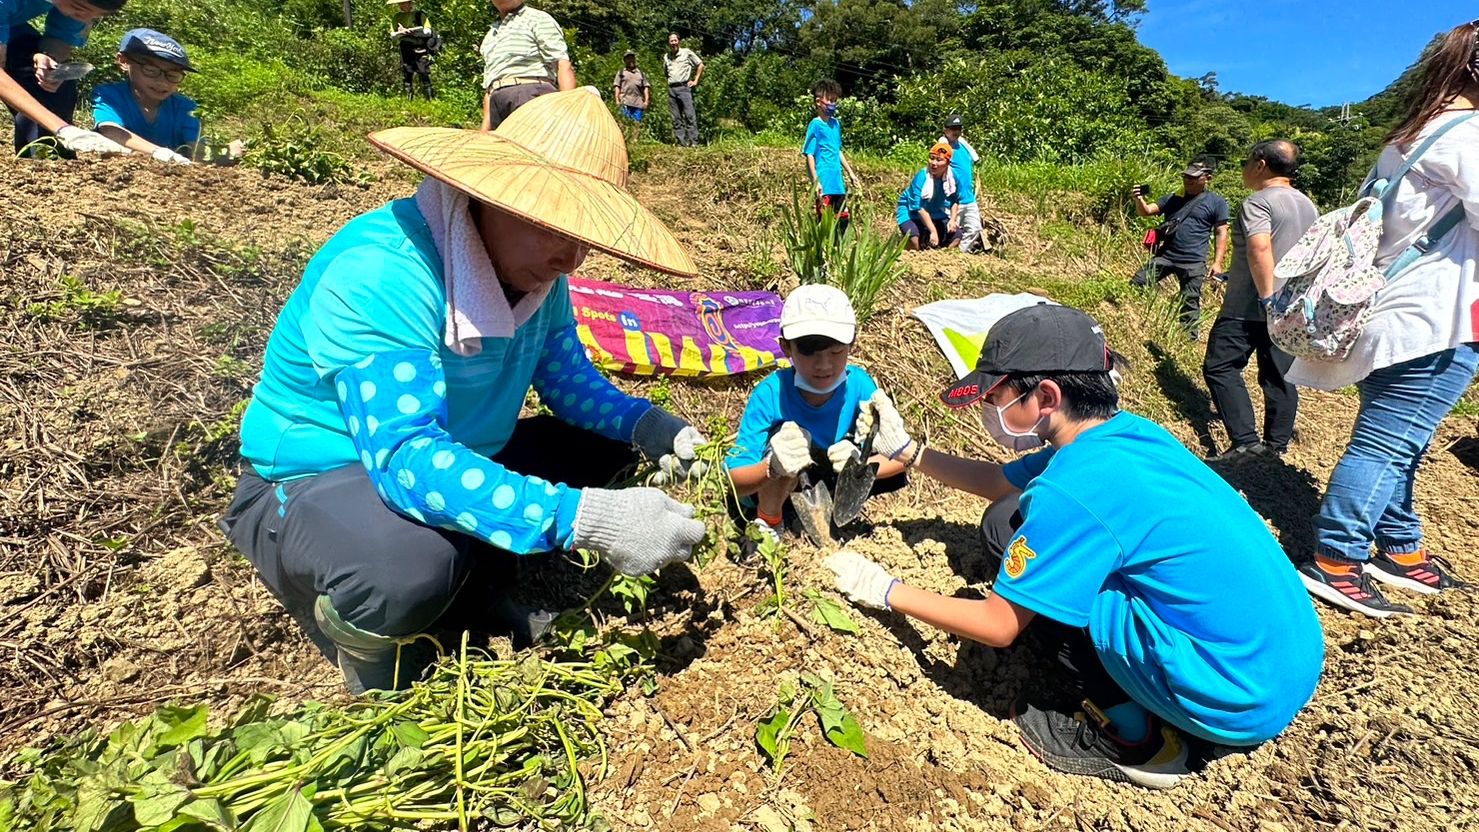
[1,0,129,155]
[896,141,961,250]
[727,285,906,541]
[91,28,239,164]
[825,304,1324,789]
[802,78,859,237]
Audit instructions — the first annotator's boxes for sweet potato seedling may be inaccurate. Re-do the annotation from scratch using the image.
[755,673,868,785]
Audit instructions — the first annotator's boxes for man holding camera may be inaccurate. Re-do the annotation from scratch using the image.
[1132,160,1230,340]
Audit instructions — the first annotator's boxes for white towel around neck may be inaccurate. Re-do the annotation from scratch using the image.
[413,177,555,357]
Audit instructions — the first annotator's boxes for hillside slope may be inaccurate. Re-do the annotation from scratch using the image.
[3,149,1479,831]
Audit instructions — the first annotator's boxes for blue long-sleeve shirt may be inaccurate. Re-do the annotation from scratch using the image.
[239,197,652,554]
[0,0,89,47]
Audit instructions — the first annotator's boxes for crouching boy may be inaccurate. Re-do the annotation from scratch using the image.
[91,29,241,164]
[726,285,906,541]
[825,304,1324,788]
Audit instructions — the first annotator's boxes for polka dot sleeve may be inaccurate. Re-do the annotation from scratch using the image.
[334,348,583,554]
[531,323,652,444]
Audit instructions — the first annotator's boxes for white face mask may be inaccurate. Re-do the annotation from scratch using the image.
[794,371,846,395]
[981,388,1047,452]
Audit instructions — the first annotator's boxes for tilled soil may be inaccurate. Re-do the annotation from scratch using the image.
[3,150,1479,832]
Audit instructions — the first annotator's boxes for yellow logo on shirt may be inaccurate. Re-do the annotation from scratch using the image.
[1004,536,1036,579]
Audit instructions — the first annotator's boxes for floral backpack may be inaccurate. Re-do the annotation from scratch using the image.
[1267,112,1476,362]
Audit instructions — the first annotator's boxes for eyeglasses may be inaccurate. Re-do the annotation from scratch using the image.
[135,63,186,83]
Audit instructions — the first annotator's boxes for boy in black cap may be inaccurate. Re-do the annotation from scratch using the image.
[826,304,1324,788]
[1,0,129,155]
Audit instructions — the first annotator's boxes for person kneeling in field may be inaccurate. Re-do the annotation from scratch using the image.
[90,29,241,164]
[824,304,1325,788]
[896,141,961,250]
[726,285,906,543]
[221,89,709,694]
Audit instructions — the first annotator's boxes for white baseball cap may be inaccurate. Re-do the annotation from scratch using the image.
[780,284,856,343]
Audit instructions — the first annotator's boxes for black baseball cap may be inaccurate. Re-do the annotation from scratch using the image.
[941,304,1110,408]
[944,114,964,128]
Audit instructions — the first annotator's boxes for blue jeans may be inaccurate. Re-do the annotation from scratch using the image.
[1314,344,1479,562]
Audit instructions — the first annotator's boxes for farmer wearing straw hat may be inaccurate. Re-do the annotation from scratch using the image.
[222,88,709,694]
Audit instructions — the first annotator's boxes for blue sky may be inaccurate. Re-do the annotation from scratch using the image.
[1135,1,1475,107]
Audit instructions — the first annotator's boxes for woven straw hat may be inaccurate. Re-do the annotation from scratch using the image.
[369,88,697,276]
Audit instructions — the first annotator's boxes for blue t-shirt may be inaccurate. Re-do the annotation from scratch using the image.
[90,81,201,150]
[997,412,1324,745]
[0,0,88,47]
[239,197,652,556]
[895,169,958,226]
[802,117,846,197]
[727,366,878,468]
[944,137,976,205]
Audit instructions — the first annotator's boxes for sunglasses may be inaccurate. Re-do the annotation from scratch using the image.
[133,62,186,83]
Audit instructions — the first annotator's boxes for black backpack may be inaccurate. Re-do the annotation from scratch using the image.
[413,11,443,55]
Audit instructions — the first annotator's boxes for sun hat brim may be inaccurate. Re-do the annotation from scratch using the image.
[369,127,696,277]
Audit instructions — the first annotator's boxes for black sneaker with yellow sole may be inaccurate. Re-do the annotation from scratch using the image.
[1012,700,1191,789]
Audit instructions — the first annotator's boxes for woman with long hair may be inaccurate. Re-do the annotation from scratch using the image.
[1291,20,1479,618]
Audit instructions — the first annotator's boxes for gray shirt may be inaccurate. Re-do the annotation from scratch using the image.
[662,47,702,84]
[1220,185,1318,321]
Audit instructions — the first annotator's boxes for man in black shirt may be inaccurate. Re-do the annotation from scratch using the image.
[1132,160,1230,340]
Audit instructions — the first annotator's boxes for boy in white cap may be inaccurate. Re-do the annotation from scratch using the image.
[726,284,906,541]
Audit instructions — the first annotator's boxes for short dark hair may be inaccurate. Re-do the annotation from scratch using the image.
[1004,371,1120,421]
[811,78,841,99]
[783,334,850,355]
[1248,139,1300,177]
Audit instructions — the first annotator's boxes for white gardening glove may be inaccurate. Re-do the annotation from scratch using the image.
[827,439,861,474]
[824,551,899,610]
[634,408,708,484]
[56,125,128,155]
[151,146,192,165]
[766,421,813,478]
[573,487,706,576]
[856,390,918,464]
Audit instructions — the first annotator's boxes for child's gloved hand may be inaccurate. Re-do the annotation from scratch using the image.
[56,125,128,155]
[824,551,899,610]
[151,146,192,165]
[827,439,860,473]
[766,421,812,478]
[856,390,918,465]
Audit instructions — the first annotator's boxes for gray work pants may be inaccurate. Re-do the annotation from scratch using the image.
[667,84,699,146]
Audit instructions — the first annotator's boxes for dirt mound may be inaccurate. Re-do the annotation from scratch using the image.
[4,148,1479,832]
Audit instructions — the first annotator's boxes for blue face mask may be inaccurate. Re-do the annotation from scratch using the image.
[823,101,838,117]
[795,371,845,395]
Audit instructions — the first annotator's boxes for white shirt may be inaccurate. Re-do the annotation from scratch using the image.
[1288,111,1479,390]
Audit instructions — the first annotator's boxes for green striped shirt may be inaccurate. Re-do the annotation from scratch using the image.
[479,5,568,89]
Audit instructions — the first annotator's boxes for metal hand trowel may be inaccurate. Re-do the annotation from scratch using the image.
[789,471,836,548]
[831,421,879,527]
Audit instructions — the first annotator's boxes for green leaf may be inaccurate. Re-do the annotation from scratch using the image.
[389,721,429,750]
[821,712,868,758]
[129,780,192,826]
[805,591,859,634]
[384,747,423,777]
[241,788,320,832]
[175,798,238,831]
[231,696,274,729]
[754,707,790,762]
[152,706,209,751]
